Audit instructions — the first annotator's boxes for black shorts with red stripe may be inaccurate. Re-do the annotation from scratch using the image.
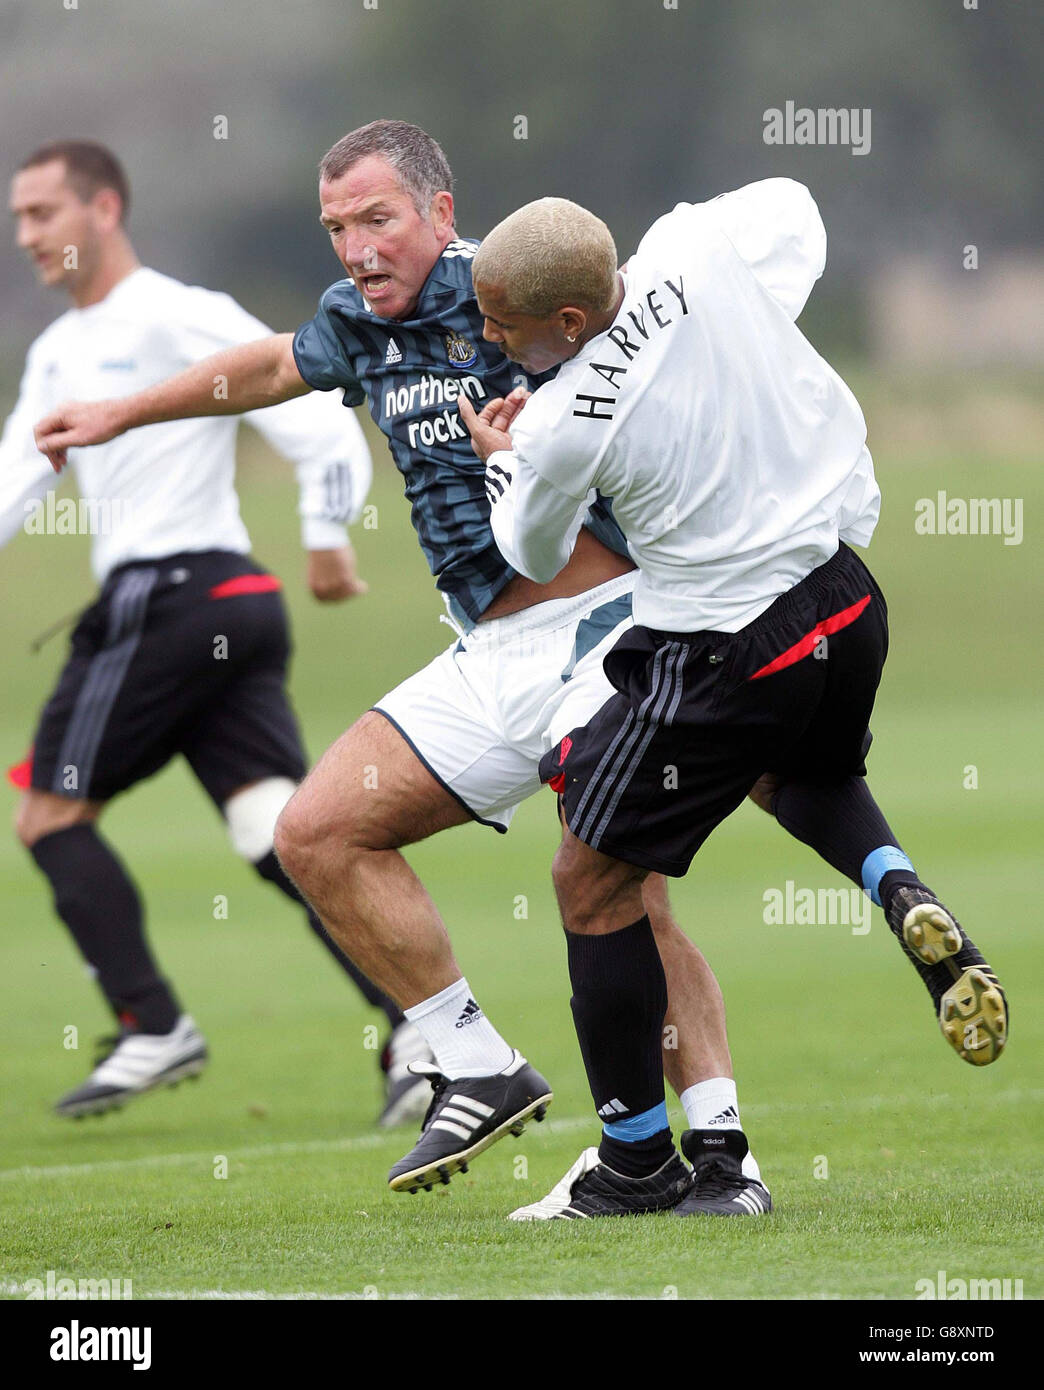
[19,550,307,806]
[539,543,889,877]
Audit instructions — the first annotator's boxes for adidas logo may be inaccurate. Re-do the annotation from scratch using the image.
[707,1105,739,1126]
[454,999,483,1029]
[731,1185,768,1215]
[596,1098,628,1119]
[384,337,403,366]
[429,1092,495,1139]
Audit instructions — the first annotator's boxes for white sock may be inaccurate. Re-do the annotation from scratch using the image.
[679,1077,763,1182]
[404,978,514,1080]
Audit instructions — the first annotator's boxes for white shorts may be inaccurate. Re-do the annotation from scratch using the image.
[373,573,636,830]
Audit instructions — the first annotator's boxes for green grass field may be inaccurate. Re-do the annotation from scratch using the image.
[0,384,1040,1300]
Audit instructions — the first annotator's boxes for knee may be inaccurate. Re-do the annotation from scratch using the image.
[273,778,375,891]
[552,836,643,932]
[272,789,319,883]
[15,793,93,850]
[748,773,783,816]
[224,777,297,861]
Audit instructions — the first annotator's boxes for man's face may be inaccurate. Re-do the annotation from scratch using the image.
[9,160,103,290]
[474,280,574,376]
[319,155,453,321]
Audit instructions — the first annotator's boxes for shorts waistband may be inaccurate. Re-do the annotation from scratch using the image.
[648,545,864,645]
[465,571,636,645]
[739,543,863,637]
[105,549,251,581]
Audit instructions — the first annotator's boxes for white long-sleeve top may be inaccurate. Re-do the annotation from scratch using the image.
[486,179,881,633]
[0,267,372,581]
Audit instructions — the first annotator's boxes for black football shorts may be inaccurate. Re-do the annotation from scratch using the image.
[28,550,307,806]
[540,543,889,877]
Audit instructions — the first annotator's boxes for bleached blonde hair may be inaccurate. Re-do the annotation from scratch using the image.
[472,197,617,317]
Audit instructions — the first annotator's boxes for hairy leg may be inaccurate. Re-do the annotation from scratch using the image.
[274,711,471,1008]
[221,776,404,1027]
[642,874,733,1095]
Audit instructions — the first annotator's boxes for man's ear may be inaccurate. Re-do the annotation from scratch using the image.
[430,190,454,235]
[91,186,124,234]
[561,307,588,341]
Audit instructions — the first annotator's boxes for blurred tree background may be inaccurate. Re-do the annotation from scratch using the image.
[1,0,1040,374]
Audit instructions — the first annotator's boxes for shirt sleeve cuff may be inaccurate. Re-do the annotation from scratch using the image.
[301,518,350,551]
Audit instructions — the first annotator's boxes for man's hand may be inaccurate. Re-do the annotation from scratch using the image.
[458,385,529,462]
[34,399,128,473]
[306,545,369,602]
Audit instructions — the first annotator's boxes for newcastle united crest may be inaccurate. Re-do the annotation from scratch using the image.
[444,331,478,368]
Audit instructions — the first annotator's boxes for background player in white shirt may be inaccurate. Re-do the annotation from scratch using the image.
[461,186,1007,1218]
[0,141,428,1125]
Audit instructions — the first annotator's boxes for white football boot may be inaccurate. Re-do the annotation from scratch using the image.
[55,1014,208,1118]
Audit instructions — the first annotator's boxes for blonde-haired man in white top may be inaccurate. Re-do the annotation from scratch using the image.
[461,184,1006,1220]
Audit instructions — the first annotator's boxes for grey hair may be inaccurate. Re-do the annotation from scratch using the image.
[319,120,454,215]
[472,198,617,318]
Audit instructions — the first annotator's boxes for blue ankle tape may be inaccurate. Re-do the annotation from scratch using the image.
[602,1101,669,1141]
[861,846,915,907]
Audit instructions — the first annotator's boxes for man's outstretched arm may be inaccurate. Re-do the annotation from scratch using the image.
[34,332,308,472]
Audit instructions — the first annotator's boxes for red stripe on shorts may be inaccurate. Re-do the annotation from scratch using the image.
[547,735,573,795]
[208,574,283,600]
[748,593,872,681]
[7,750,33,790]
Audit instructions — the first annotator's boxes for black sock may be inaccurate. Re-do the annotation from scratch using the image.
[253,850,404,1029]
[29,825,180,1033]
[598,1128,677,1179]
[566,916,674,1177]
[772,776,925,912]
